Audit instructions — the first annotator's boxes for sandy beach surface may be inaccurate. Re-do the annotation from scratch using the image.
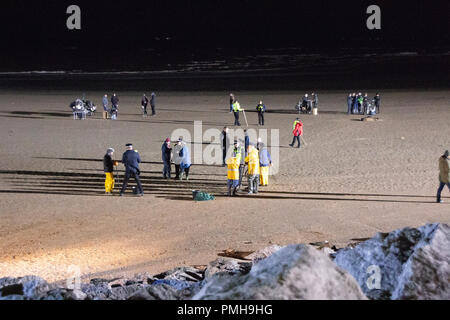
[0,88,449,284]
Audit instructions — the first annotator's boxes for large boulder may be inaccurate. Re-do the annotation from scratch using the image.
[334,223,450,300]
[194,245,367,300]
[0,276,52,300]
[246,245,284,264]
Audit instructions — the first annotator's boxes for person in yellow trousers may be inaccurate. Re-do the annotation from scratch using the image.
[245,144,260,194]
[226,156,241,197]
[103,148,118,195]
[258,142,272,186]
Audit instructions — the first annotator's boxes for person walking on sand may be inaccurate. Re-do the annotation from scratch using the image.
[150,92,156,116]
[104,148,117,195]
[289,118,303,148]
[437,150,450,203]
[119,144,144,197]
[245,144,260,195]
[256,100,266,126]
[162,138,172,179]
[220,127,230,166]
[232,99,243,126]
[141,94,149,117]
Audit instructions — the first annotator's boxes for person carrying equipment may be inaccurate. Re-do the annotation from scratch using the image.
[437,150,450,203]
[259,143,272,186]
[232,140,245,189]
[120,144,144,197]
[104,148,117,195]
[226,156,240,197]
[245,144,260,194]
[141,94,149,117]
[256,100,266,126]
[289,118,303,148]
[162,138,172,179]
[232,100,243,126]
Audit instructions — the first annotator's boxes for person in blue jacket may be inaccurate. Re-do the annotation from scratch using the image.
[178,138,191,180]
[120,144,144,196]
[347,93,353,115]
[102,94,109,112]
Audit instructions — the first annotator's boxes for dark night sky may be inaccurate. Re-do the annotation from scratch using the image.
[0,0,448,71]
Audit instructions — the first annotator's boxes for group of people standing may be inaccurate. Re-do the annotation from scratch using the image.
[221,127,272,196]
[161,137,192,180]
[296,93,319,114]
[347,92,380,115]
[101,92,157,120]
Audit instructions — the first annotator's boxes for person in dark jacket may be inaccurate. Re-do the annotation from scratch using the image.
[312,93,319,109]
[111,93,119,119]
[120,144,143,196]
[374,93,381,113]
[302,94,310,113]
[352,93,358,114]
[256,100,266,126]
[141,94,149,117]
[244,129,250,157]
[221,127,230,166]
[162,138,172,179]
[104,148,116,195]
[150,92,156,116]
[363,93,369,115]
[347,93,353,114]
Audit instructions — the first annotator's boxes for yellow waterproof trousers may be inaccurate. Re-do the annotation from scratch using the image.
[105,173,115,192]
[260,166,269,186]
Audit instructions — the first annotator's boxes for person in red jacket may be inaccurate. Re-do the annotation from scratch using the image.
[289,118,303,148]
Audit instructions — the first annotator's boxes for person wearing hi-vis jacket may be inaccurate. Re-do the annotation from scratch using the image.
[245,144,260,195]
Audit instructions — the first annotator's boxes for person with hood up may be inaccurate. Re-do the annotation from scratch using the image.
[162,138,172,179]
[437,150,450,203]
[259,143,272,186]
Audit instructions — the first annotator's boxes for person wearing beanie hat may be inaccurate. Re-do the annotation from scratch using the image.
[103,148,117,195]
[162,138,173,179]
[120,143,144,196]
[437,150,450,203]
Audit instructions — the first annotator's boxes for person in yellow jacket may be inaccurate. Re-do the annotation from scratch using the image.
[226,156,241,197]
[245,144,260,194]
[232,100,243,126]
